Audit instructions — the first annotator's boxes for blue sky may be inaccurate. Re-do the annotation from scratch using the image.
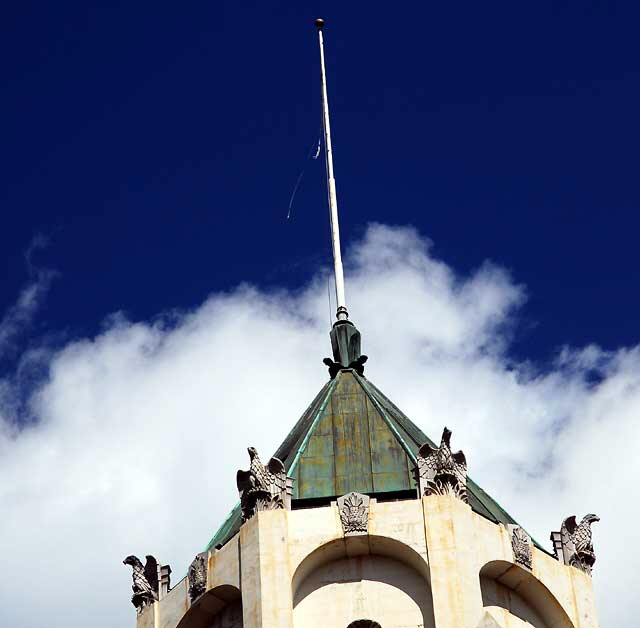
[2,2,640,367]
[2,3,639,626]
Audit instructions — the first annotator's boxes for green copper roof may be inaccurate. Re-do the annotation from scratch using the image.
[206,368,542,551]
[286,372,414,498]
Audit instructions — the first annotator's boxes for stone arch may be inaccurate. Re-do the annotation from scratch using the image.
[175,584,243,628]
[292,535,435,628]
[347,621,382,628]
[479,560,575,628]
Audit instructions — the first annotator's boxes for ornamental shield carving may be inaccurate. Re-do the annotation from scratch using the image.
[509,525,532,570]
[188,552,207,602]
[337,492,370,536]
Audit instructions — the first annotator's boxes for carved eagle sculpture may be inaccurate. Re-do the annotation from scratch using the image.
[236,447,287,522]
[560,513,600,575]
[123,554,159,612]
[417,427,468,502]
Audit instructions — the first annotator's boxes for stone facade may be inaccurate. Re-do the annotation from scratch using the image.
[137,494,599,628]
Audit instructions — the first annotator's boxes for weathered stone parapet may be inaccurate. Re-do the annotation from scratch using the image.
[240,509,294,628]
[423,494,482,628]
[140,496,599,628]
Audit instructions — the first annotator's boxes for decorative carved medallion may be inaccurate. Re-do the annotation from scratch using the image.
[236,447,292,522]
[338,492,370,536]
[510,526,532,570]
[551,513,599,576]
[188,553,207,602]
[123,554,159,613]
[416,427,468,503]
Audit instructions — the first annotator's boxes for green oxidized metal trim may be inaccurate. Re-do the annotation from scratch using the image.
[287,377,338,477]
[205,502,241,552]
[356,373,417,464]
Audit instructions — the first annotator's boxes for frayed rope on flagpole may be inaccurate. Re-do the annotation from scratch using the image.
[286,134,321,220]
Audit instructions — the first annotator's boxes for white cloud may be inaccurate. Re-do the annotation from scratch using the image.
[0,224,635,626]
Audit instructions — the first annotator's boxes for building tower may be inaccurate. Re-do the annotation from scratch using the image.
[124,19,600,628]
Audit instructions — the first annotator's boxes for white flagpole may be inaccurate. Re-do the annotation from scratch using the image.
[316,18,348,321]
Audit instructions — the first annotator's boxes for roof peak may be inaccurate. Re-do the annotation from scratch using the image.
[206,369,545,553]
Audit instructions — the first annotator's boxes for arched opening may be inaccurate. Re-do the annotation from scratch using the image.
[292,536,435,628]
[479,561,574,628]
[176,584,243,628]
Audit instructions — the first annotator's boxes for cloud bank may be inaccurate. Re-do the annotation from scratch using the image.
[0,224,636,626]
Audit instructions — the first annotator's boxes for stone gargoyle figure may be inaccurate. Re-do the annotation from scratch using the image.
[560,513,600,575]
[236,447,288,522]
[123,554,159,613]
[416,427,468,502]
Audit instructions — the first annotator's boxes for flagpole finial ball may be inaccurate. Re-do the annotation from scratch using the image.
[315,18,325,30]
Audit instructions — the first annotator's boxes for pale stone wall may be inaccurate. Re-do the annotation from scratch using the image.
[293,554,435,628]
[140,495,599,628]
[159,578,188,628]
[481,577,547,627]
